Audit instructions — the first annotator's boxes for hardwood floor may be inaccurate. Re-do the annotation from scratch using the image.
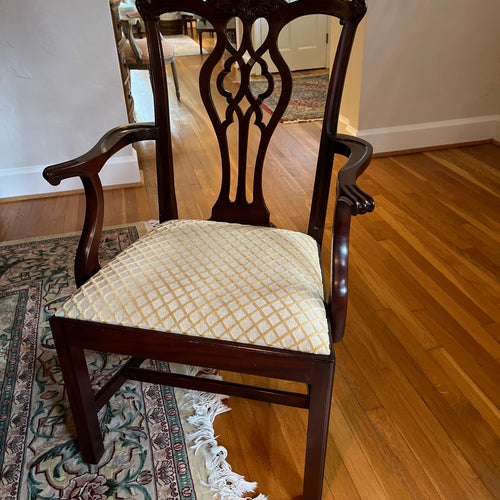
[1,50,499,499]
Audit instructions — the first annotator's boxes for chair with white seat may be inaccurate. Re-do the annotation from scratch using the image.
[121,11,181,100]
[43,1,374,498]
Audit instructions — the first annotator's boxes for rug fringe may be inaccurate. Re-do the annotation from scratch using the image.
[183,366,269,500]
[145,219,160,232]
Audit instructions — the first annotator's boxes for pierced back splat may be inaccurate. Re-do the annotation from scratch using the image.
[202,4,293,225]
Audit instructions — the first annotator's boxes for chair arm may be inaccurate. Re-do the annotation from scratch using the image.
[43,123,158,185]
[332,134,374,215]
[329,134,374,343]
[43,123,158,287]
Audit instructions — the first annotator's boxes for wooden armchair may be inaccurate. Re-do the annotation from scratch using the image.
[43,1,373,498]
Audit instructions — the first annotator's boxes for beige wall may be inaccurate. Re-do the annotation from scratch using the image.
[337,18,366,133]
[339,0,500,152]
[360,0,500,127]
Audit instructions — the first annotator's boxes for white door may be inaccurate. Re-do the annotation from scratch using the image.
[253,14,329,72]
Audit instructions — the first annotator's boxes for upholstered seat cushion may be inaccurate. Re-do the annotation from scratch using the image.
[123,37,175,64]
[57,220,331,355]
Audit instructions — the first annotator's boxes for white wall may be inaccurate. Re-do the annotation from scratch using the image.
[342,0,500,153]
[0,0,141,198]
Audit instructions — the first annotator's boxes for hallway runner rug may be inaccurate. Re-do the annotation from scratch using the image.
[166,35,208,56]
[247,72,329,123]
[0,224,266,500]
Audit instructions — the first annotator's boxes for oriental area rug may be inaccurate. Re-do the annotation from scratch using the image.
[0,225,266,500]
[248,72,329,123]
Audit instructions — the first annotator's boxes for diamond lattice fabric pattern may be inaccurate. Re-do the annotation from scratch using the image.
[58,220,331,354]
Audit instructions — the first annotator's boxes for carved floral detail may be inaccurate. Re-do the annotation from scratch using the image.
[349,0,368,20]
[214,0,287,19]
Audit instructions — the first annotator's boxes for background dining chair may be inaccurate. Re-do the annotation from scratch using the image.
[43,1,373,498]
[196,17,236,54]
[121,11,181,100]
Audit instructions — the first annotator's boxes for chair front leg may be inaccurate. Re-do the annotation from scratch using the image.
[50,317,104,463]
[303,359,335,499]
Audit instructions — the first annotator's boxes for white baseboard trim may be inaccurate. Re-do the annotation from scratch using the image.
[493,118,500,143]
[340,114,500,154]
[0,153,142,199]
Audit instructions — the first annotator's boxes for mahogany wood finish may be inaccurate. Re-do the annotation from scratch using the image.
[43,1,373,498]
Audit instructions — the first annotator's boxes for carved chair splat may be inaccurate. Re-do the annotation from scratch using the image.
[43,1,374,498]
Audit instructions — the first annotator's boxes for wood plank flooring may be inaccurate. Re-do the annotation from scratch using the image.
[1,50,498,499]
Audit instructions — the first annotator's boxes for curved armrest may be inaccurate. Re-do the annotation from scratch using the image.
[43,123,158,185]
[331,134,374,215]
[43,123,158,287]
[329,134,374,343]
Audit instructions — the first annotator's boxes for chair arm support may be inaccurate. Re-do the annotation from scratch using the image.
[43,123,158,287]
[43,123,158,185]
[329,134,374,343]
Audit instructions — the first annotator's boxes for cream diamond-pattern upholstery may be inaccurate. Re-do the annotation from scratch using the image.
[58,220,331,354]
